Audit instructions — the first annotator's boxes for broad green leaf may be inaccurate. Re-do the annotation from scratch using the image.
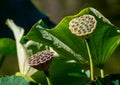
[22,35,87,84]
[24,19,88,65]
[21,19,51,55]
[0,75,40,85]
[25,36,87,84]
[0,38,16,56]
[50,57,87,85]
[24,7,120,69]
[22,32,87,84]
[87,8,120,68]
[31,57,87,85]
[22,33,87,84]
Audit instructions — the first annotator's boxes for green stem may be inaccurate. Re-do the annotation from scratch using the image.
[85,39,94,81]
[100,69,104,78]
[0,55,6,69]
[46,76,52,85]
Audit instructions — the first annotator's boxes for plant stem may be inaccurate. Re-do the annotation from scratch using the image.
[0,55,6,69]
[100,69,104,78]
[85,39,94,81]
[46,76,52,85]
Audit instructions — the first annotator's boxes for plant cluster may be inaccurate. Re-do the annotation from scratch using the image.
[0,7,120,85]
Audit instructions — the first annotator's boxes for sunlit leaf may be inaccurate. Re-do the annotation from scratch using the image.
[87,8,120,68]
[0,75,40,85]
[24,7,120,69]
[24,19,88,65]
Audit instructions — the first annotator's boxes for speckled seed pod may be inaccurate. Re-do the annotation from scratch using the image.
[69,14,97,36]
[27,50,54,75]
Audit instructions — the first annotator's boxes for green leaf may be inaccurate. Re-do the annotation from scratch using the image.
[22,31,87,84]
[0,75,40,85]
[31,57,87,85]
[24,19,88,65]
[87,8,120,68]
[24,7,120,69]
[0,38,16,56]
[50,57,87,85]
[31,71,48,85]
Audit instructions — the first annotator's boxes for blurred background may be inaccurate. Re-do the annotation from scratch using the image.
[31,0,120,26]
[0,0,120,76]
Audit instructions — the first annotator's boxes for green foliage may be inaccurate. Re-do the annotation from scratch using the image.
[24,7,120,69]
[24,17,88,65]
[1,7,120,85]
[50,57,87,85]
[0,75,40,85]
[0,38,16,56]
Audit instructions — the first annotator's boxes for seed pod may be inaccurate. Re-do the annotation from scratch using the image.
[27,50,54,76]
[69,14,97,36]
